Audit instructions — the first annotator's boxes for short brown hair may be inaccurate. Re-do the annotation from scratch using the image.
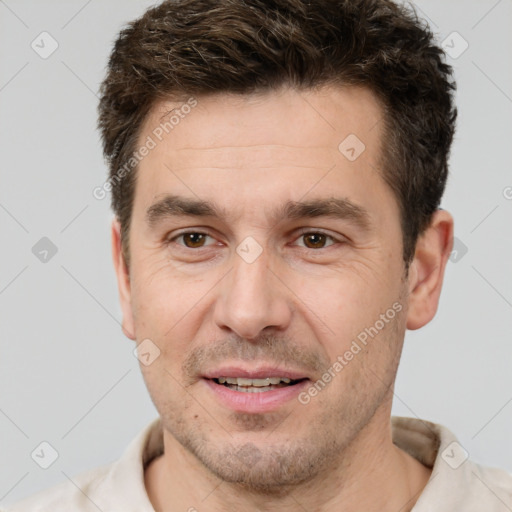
[98,0,457,271]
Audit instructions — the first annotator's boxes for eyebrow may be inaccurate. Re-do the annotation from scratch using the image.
[145,194,372,231]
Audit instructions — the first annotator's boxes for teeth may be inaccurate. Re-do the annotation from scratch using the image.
[217,377,293,386]
[228,385,279,393]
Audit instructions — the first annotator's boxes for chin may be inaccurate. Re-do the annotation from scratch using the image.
[183,434,333,493]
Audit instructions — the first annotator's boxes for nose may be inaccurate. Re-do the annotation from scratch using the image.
[213,247,292,341]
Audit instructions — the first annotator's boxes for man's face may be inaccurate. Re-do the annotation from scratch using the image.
[116,85,414,489]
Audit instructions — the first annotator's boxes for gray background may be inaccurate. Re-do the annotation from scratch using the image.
[1,0,511,506]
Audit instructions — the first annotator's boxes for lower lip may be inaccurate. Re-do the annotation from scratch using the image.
[202,378,310,413]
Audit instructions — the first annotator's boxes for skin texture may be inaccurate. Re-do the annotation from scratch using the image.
[111,85,453,511]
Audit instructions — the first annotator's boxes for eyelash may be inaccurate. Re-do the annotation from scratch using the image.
[165,229,343,250]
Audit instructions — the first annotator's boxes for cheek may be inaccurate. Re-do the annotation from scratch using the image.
[129,261,219,370]
[131,256,203,327]
[290,261,403,364]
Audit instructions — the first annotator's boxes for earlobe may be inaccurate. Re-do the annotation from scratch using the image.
[111,217,136,340]
[405,209,454,331]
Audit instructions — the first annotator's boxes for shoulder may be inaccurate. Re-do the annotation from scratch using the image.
[471,460,512,501]
[392,416,512,510]
[446,458,512,511]
[5,418,161,512]
[5,463,113,512]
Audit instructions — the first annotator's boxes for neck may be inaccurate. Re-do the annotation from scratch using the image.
[145,408,432,512]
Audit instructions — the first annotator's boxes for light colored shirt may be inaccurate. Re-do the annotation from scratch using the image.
[6,416,512,511]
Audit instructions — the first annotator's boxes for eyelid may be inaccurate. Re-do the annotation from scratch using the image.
[293,227,337,236]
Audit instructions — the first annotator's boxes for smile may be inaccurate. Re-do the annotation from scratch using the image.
[213,376,303,392]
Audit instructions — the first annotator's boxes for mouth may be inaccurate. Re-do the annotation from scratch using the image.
[201,367,311,413]
[210,376,307,393]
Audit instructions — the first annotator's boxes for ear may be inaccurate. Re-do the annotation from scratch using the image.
[111,217,136,340]
[405,209,454,330]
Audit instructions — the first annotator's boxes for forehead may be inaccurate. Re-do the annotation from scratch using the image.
[131,84,397,229]
[142,84,384,157]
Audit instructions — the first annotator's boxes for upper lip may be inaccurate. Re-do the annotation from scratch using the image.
[202,366,310,381]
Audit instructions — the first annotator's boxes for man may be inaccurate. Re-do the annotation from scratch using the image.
[9,0,512,510]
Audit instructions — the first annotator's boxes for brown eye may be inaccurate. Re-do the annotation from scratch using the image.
[181,233,208,248]
[301,232,332,249]
[168,232,213,248]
